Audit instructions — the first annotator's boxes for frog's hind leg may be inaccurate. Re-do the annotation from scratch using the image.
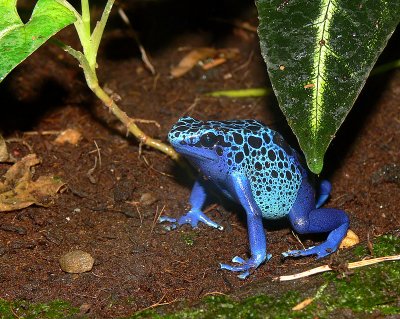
[283,179,349,259]
[220,173,270,279]
[315,180,331,208]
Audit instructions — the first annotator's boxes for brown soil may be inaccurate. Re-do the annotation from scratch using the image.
[0,2,399,318]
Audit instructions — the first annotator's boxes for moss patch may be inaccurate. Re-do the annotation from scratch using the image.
[0,299,81,319]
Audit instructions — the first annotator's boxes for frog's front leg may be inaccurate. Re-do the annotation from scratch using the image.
[283,179,349,259]
[159,178,223,230]
[220,173,270,279]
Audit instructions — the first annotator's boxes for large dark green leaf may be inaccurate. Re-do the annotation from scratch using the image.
[256,0,400,173]
[0,0,76,82]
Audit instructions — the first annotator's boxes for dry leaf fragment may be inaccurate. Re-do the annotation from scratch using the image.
[54,128,82,145]
[0,154,65,212]
[339,229,360,249]
[170,48,239,77]
[0,134,9,162]
[201,58,227,70]
[292,298,314,311]
[171,48,217,78]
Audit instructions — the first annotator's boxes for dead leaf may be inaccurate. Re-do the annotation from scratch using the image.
[170,48,239,78]
[0,154,65,212]
[292,298,314,311]
[171,48,217,78]
[340,229,360,249]
[0,134,9,162]
[201,58,227,70]
[54,128,82,145]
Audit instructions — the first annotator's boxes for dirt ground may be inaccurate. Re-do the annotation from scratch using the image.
[0,1,399,318]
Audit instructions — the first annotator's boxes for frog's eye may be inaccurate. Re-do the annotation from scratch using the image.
[200,132,218,147]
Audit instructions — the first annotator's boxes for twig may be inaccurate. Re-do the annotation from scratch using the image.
[139,293,178,312]
[93,140,102,167]
[276,254,400,281]
[87,155,98,184]
[125,200,144,226]
[291,230,306,250]
[232,50,254,74]
[142,155,173,177]
[9,304,21,319]
[180,97,201,118]
[117,6,156,74]
[150,205,165,234]
[23,130,61,136]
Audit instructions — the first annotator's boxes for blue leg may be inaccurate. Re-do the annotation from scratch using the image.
[159,178,223,230]
[220,173,270,279]
[283,179,349,259]
[315,180,331,208]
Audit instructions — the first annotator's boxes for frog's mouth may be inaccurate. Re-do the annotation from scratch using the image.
[172,144,217,162]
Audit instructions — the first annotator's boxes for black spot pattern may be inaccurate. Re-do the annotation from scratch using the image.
[168,116,303,219]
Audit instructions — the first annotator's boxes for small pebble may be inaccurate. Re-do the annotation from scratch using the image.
[139,192,158,206]
[79,303,91,314]
[59,250,94,273]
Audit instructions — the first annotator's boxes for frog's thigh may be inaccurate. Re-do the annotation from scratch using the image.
[288,179,349,256]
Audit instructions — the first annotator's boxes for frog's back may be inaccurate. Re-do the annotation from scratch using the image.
[212,120,304,219]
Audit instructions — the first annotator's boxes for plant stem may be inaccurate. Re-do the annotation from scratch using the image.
[56,1,193,176]
[60,44,188,168]
[80,0,95,70]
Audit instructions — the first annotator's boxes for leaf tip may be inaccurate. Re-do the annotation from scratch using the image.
[306,155,323,175]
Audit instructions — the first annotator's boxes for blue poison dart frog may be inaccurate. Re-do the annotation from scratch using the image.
[160,117,349,279]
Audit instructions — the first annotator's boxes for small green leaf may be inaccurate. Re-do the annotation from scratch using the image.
[256,0,400,173]
[207,88,271,98]
[0,0,76,82]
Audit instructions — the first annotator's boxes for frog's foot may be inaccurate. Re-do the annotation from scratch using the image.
[159,209,223,231]
[282,245,331,259]
[220,254,271,279]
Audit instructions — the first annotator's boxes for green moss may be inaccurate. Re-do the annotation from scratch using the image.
[0,299,81,319]
[354,234,400,257]
[180,232,197,246]
[130,292,317,319]
[373,234,400,256]
[318,234,400,316]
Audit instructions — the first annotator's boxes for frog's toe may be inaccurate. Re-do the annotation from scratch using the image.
[220,260,251,279]
[158,216,178,231]
[220,254,271,279]
[158,216,177,223]
[178,210,223,230]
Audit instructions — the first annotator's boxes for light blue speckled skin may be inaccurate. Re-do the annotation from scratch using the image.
[161,117,349,279]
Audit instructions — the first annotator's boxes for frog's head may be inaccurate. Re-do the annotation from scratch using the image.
[168,117,232,164]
